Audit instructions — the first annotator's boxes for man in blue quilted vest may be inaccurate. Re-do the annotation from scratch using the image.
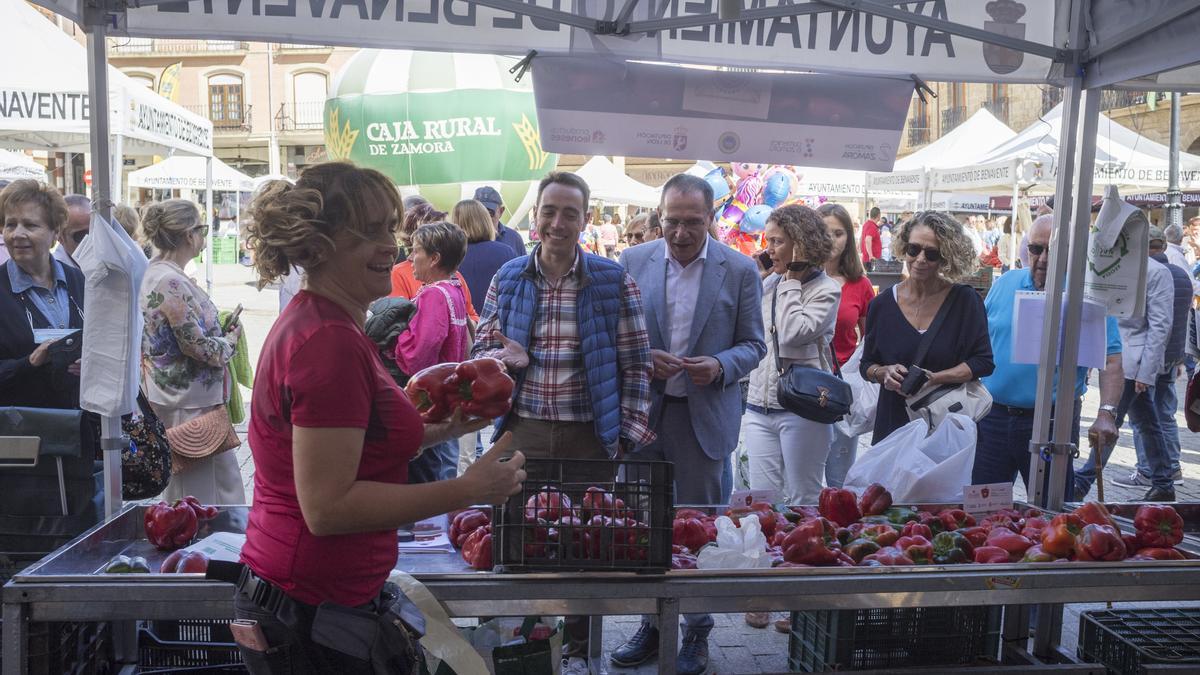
[472,171,655,667]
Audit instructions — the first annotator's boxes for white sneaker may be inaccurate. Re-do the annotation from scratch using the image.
[1111,471,1153,488]
[562,656,590,675]
[1173,468,1185,485]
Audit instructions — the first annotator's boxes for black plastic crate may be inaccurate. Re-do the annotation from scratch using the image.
[787,606,1002,672]
[1078,608,1200,674]
[16,621,110,675]
[492,458,673,573]
[138,619,245,673]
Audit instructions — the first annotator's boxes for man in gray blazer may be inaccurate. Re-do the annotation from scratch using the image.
[1076,252,1177,501]
[611,173,766,675]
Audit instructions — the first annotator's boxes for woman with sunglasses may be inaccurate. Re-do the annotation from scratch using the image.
[140,198,245,504]
[860,211,994,443]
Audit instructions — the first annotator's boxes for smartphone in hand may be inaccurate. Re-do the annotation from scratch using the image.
[757,251,773,271]
[223,304,244,331]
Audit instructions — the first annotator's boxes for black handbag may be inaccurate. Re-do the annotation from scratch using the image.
[120,393,173,500]
[770,278,852,424]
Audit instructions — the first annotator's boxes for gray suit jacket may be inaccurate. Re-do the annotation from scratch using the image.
[1118,257,1173,386]
[621,239,766,459]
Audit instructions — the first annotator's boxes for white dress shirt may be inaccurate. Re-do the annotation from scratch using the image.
[664,237,709,397]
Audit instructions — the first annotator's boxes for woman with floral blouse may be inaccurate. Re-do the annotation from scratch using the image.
[140,199,244,504]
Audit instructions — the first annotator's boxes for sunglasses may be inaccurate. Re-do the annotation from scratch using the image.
[903,243,942,263]
[1027,243,1049,256]
[626,231,646,243]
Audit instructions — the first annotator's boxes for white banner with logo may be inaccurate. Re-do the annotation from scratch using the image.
[84,0,1059,84]
[532,57,911,169]
[929,159,1032,191]
[867,169,927,192]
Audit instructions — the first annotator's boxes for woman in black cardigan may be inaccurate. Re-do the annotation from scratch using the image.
[860,211,994,444]
[0,180,85,409]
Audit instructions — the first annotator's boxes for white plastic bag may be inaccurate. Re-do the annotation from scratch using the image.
[834,343,879,438]
[841,413,977,504]
[696,516,773,570]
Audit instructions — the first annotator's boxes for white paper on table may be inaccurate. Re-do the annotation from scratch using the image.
[1011,291,1106,370]
[400,514,456,554]
[183,532,246,562]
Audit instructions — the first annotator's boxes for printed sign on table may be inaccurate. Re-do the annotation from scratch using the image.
[962,482,1013,515]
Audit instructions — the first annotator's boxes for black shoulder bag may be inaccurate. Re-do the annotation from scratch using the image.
[771,276,852,423]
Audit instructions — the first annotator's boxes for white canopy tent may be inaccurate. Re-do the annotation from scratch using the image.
[128,156,255,193]
[573,156,661,207]
[0,148,46,182]
[25,0,1200,661]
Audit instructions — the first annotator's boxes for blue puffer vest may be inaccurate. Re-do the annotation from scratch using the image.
[494,247,624,453]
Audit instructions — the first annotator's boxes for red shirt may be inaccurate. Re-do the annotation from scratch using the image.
[860,219,881,262]
[240,291,422,607]
[832,275,876,366]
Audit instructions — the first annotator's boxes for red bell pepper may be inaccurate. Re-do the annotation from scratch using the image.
[844,538,881,563]
[1040,514,1085,558]
[159,549,210,573]
[403,363,461,422]
[674,508,708,520]
[849,523,900,548]
[450,509,491,548]
[861,546,914,566]
[857,483,893,517]
[524,488,572,522]
[1075,524,1127,562]
[1022,507,1044,520]
[181,496,219,521]
[937,509,976,532]
[728,506,779,540]
[958,526,989,549]
[931,531,974,564]
[1020,545,1058,563]
[916,511,946,535]
[582,487,626,519]
[818,487,862,527]
[788,505,822,521]
[1020,517,1048,542]
[454,358,515,418]
[1129,547,1186,561]
[671,551,698,569]
[895,535,934,564]
[900,521,933,540]
[985,527,1034,561]
[144,500,199,550]
[673,517,709,553]
[973,546,1011,564]
[1133,504,1185,548]
[462,524,494,570]
[1073,501,1119,530]
[782,518,841,566]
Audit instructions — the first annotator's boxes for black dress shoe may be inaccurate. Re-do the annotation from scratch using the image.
[676,632,709,675]
[1142,486,1176,502]
[610,623,658,668]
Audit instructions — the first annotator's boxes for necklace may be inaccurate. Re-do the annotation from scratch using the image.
[904,280,942,330]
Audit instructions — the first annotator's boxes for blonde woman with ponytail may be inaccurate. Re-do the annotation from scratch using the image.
[139,198,245,504]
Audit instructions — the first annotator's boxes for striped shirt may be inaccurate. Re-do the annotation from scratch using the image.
[475,252,655,447]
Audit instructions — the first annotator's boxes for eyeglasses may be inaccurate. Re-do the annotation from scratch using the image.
[1027,243,1049,257]
[626,231,646,244]
[903,243,942,263]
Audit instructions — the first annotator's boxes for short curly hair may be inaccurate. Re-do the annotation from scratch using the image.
[768,204,832,267]
[0,179,69,231]
[892,210,978,281]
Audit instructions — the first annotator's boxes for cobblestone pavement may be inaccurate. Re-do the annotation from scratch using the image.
[211,265,1198,673]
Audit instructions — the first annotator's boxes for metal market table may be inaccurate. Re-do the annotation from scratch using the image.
[6,505,1200,675]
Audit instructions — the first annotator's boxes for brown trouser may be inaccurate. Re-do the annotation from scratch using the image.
[504,415,612,658]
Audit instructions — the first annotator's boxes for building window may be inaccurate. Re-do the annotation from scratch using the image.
[208,73,244,129]
[291,72,327,130]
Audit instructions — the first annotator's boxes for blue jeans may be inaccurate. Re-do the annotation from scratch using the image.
[1133,370,1182,476]
[407,440,458,484]
[1077,379,1174,493]
[825,425,858,489]
[973,402,1077,502]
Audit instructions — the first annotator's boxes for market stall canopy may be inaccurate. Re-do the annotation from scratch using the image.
[867,108,1017,191]
[0,1,212,157]
[0,149,47,182]
[128,156,254,192]
[327,49,556,186]
[573,156,661,207]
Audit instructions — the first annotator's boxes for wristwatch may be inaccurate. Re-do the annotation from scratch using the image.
[1097,404,1118,419]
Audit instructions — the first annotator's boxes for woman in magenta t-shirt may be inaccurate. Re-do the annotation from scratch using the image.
[818,203,876,489]
[235,163,525,673]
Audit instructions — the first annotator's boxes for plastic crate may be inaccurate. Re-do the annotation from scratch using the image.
[138,619,244,673]
[8,621,111,675]
[963,267,995,297]
[492,457,673,573]
[787,605,1002,672]
[1078,608,1200,674]
[870,259,904,274]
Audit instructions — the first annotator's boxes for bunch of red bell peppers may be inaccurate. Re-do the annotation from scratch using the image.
[404,357,514,423]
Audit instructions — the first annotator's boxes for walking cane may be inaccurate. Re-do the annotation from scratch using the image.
[1095,437,1105,504]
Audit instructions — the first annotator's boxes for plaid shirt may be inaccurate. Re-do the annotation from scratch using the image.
[474,250,655,447]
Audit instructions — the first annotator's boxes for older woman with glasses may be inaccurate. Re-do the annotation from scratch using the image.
[140,199,244,504]
[860,211,994,443]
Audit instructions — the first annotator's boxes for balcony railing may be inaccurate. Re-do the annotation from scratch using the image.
[940,106,968,134]
[276,102,325,132]
[1041,87,1063,114]
[183,104,252,132]
[908,126,930,147]
[983,97,1010,123]
[110,39,249,55]
[275,43,333,52]
[1101,91,1149,111]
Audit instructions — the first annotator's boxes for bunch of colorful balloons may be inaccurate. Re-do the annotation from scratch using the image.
[703,162,808,255]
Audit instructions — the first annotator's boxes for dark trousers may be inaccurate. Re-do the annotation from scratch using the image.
[407,440,457,484]
[1077,379,1174,492]
[973,402,1078,502]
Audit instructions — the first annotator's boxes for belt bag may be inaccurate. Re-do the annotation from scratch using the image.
[310,583,426,675]
[903,286,992,432]
[770,280,851,424]
[164,405,239,475]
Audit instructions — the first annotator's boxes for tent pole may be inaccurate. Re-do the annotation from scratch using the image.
[111,133,124,206]
[84,17,122,522]
[1010,161,1019,268]
[1168,93,1183,229]
[206,156,214,294]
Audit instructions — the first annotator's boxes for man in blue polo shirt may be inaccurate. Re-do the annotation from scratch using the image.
[974,214,1124,500]
[474,186,527,258]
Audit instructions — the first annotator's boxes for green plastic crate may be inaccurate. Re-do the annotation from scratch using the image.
[1078,608,1200,674]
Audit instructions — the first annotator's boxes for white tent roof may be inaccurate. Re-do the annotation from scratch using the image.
[128,156,254,192]
[0,1,211,157]
[573,156,660,208]
[0,149,46,182]
[893,109,1016,171]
